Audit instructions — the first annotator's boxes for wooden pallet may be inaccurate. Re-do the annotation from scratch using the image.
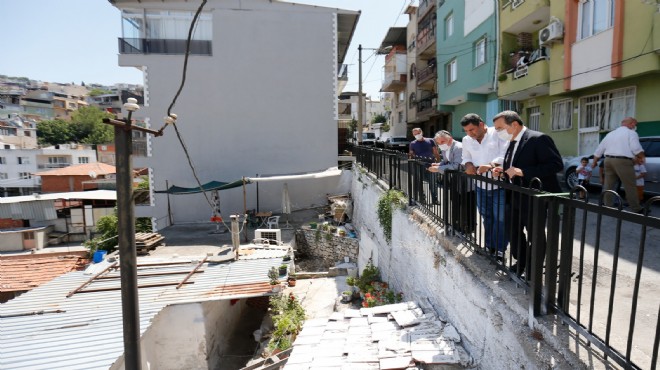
[135,232,165,254]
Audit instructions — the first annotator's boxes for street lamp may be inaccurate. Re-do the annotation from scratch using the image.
[357,44,392,144]
[102,99,175,370]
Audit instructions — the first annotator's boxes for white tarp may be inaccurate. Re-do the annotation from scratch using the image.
[246,167,342,183]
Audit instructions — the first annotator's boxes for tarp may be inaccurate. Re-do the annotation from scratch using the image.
[155,179,245,194]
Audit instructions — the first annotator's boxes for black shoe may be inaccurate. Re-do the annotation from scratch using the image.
[495,251,504,263]
[509,263,525,274]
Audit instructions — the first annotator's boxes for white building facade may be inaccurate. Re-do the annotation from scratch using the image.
[109,0,358,227]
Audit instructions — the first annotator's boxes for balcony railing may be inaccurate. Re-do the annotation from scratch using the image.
[37,163,71,169]
[416,62,436,86]
[118,38,212,55]
[416,93,437,113]
[417,0,435,19]
[417,24,436,55]
[133,139,148,157]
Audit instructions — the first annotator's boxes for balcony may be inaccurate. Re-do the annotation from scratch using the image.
[416,62,436,89]
[417,21,436,58]
[133,139,148,157]
[417,0,436,20]
[498,57,549,100]
[118,38,212,55]
[416,93,438,120]
[500,0,550,34]
[37,163,71,169]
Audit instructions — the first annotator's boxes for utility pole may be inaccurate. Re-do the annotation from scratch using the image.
[102,99,174,370]
[358,44,363,144]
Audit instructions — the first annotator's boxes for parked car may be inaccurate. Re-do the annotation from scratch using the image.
[563,136,660,195]
[383,137,409,151]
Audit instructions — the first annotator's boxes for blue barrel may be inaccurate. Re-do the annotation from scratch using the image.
[93,250,107,263]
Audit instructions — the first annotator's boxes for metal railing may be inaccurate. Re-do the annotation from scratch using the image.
[118,37,212,55]
[353,145,660,370]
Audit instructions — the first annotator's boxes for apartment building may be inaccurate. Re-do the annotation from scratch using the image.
[437,0,500,136]
[0,144,97,196]
[498,0,660,156]
[109,0,358,226]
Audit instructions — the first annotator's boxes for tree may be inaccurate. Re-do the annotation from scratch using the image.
[372,113,387,124]
[88,88,111,96]
[85,208,153,252]
[70,106,114,144]
[37,119,73,146]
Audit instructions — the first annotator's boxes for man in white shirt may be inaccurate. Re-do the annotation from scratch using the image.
[591,117,645,213]
[460,114,509,258]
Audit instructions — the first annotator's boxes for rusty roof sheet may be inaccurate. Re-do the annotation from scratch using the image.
[0,252,88,292]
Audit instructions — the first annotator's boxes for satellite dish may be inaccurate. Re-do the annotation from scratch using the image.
[89,171,97,179]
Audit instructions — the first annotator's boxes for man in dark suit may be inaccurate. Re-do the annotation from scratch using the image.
[492,110,563,277]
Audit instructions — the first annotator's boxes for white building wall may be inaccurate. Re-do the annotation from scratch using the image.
[0,233,23,252]
[571,29,614,90]
[120,1,346,226]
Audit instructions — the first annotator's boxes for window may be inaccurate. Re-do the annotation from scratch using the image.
[579,87,635,131]
[551,99,573,131]
[18,157,30,165]
[78,157,90,164]
[398,112,404,123]
[446,59,457,84]
[579,0,614,39]
[23,231,35,240]
[445,13,454,39]
[410,63,416,80]
[409,92,417,109]
[48,157,67,165]
[399,92,405,103]
[0,157,5,164]
[0,173,7,180]
[24,131,31,137]
[499,100,521,113]
[528,106,541,131]
[19,172,32,179]
[475,38,486,67]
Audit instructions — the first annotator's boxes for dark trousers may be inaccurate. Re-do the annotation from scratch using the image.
[505,193,548,275]
[451,190,476,234]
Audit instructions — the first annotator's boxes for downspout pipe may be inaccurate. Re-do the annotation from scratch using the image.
[493,0,501,92]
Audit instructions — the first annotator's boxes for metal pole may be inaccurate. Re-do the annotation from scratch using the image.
[115,110,141,370]
[358,44,363,144]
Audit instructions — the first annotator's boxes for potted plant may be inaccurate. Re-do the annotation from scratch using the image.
[341,291,352,303]
[287,274,297,287]
[309,222,317,229]
[338,229,347,237]
[282,254,291,262]
[279,264,288,276]
[268,267,281,292]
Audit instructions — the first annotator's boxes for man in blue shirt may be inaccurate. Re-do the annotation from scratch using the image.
[409,128,440,204]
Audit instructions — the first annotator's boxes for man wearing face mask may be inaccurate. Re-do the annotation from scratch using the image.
[492,110,563,278]
[409,128,441,203]
[429,130,476,234]
[591,117,645,213]
[460,114,509,259]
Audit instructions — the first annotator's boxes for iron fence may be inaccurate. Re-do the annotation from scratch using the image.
[353,145,660,370]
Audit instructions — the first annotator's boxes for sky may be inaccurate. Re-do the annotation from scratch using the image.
[0,0,411,100]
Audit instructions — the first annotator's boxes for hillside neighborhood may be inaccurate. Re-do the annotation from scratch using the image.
[2,0,660,369]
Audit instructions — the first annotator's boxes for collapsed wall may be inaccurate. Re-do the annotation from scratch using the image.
[350,171,588,370]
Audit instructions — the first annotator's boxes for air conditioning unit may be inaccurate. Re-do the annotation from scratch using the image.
[539,21,564,46]
[255,229,282,244]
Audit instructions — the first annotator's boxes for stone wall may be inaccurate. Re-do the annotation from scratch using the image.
[295,229,358,266]
[350,170,588,370]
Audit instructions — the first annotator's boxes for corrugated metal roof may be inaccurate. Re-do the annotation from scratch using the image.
[0,252,87,292]
[0,256,283,370]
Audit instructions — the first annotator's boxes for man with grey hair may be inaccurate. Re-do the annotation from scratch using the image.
[429,130,476,234]
[591,117,645,213]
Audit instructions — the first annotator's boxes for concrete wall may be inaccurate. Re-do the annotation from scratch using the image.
[138,303,208,370]
[295,229,358,267]
[0,232,23,251]
[350,171,584,369]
